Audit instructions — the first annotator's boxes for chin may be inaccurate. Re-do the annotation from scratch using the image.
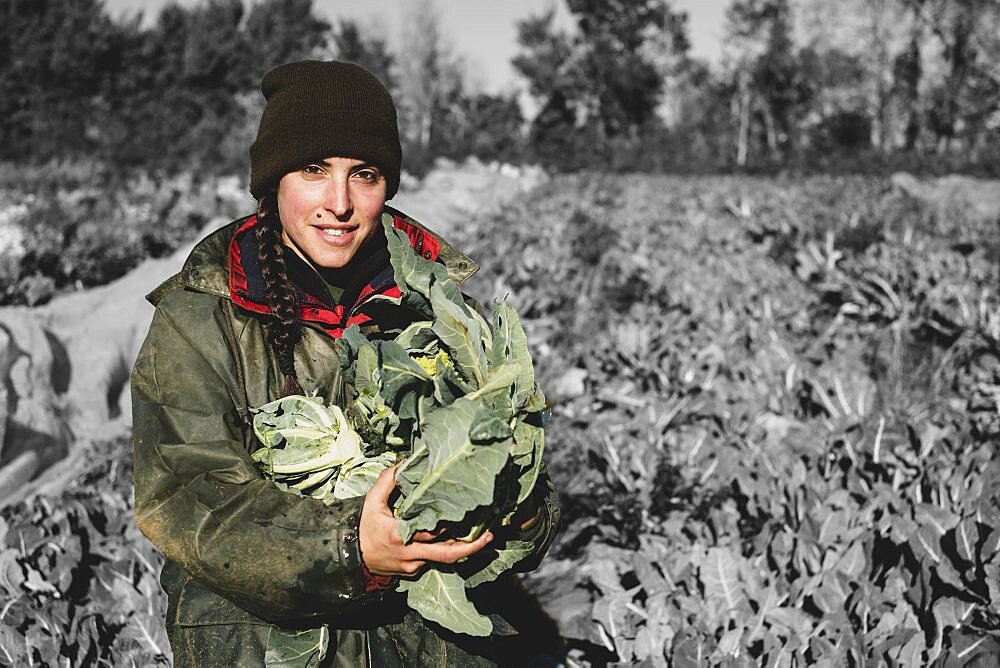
[313,249,357,269]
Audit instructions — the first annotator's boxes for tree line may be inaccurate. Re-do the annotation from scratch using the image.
[0,0,526,178]
[2,0,997,179]
[514,0,999,173]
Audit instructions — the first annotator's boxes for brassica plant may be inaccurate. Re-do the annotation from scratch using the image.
[250,215,547,649]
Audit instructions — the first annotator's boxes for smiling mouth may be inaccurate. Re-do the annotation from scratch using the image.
[314,226,359,247]
[317,226,357,236]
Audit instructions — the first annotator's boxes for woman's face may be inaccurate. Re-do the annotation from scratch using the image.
[276,156,387,269]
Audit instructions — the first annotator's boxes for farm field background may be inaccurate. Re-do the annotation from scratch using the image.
[1,171,999,666]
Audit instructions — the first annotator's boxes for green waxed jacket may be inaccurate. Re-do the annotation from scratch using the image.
[131,210,561,667]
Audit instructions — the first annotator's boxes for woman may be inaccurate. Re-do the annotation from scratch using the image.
[131,60,560,666]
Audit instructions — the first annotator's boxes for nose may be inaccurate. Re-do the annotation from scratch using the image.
[324,176,353,219]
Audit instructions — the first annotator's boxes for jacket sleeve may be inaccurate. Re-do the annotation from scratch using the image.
[131,289,371,624]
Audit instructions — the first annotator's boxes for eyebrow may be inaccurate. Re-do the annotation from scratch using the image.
[314,159,380,172]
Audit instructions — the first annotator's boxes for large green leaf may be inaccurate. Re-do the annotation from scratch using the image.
[511,416,542,461]
[490,299,535,410]
[523,384,547,413]
[349,390,400,448]
[469,415,513,444]
[463,363,520,403]
[378,340,433,404]
[433,359,474,407]
[264,425,362,475]
[264,626,328,668]
[397,569,493,637]
[396,389,421,423]
[467,302,494,353]
[354,342,380,397]
[270,427,335,448]
[395,398,510,541]
[439,504,501,543]
[289,467,337,492]
[511,420,545,506]
[430,282,488,387]
[383,219,447,314]
[488,387,514,422]
[395,439,430,499]
[334,452,398,499]
[251,398,364,487]
[253,395,335,446]
[396,320,437,351]
[462,539,534,588]
[337,325,372,383]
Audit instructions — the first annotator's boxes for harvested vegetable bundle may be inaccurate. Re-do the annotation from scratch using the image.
[250,395,396,502]
[249,215,547,639]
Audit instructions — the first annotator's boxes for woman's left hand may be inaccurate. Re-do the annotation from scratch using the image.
[508,491,540,532]
[359,465,494,577]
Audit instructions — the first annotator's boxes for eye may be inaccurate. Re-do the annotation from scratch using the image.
[302,164,325,175]
[353,168,382,184]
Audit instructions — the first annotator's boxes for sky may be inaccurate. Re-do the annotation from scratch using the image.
[104,0,729,94]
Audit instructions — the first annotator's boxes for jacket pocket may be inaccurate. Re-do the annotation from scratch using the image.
[166,573,274,668]
[173,574,271,627]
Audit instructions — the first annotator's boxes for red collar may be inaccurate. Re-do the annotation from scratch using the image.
[227,213,442,337]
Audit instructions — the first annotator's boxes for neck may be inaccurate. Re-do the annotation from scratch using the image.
[279,223,390,306]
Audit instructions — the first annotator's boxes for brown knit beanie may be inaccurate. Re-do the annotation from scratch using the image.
[249,60,402,200]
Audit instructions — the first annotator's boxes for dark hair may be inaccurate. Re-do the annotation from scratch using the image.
[255,194,305,397]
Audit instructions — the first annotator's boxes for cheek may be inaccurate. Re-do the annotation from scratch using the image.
[275,189,295,225]
[276,180,320,221]
[359,188,387,218]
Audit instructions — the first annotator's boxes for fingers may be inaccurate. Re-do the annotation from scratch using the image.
[367,464,398,505]
[408,530,494,565]
[383,530,494,573]
[366,533,491,577]
[395,559,427,577]
[410,526,447,542]
[509,489,541,531]
[360,464,497,577]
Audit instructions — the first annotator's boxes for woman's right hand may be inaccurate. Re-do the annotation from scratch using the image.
[359,465,494,577]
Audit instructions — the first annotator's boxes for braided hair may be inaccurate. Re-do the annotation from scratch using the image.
[255,193,305,397]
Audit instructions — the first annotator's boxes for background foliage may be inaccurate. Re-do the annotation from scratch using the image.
[457,173,1000,665]
[0,167,250,305]
[0,438,169,666]
[1,0,998,664]
[2,173,998,665]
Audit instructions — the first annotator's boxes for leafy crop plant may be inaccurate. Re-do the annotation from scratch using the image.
[247,215,549,660]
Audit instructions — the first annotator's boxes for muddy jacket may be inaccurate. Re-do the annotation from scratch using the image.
[131,206,560,667]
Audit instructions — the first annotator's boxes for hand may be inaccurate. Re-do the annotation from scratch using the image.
[508,491,541,532]
[359,465,494,577]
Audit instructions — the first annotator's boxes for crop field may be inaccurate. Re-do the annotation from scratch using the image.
[1,173,998,666]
